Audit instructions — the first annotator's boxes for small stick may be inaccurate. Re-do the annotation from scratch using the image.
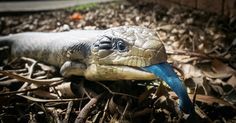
[192,84,198,108]
[74,94,102,123]
[95,81,138,99]
[25,58,38,78]
[0,81,62,96]
[52,109,61,123]
[20,94,88,103]
[166,50,209,58]
[63,101,74,123]
[120,101,130,121]
[166,49,230,61]
[0,68,28,74]
[0,71,63,85]
[81,81,92,99]
[99,99,109,123]
[28,112,37,123]
[18,59,37,92]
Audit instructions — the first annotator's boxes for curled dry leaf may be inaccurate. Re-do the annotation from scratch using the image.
[55,82,76,98]
[169,92,236,108]
[224,89,236,104]
[202,59,235,79]
[227,75,236,87]
[29,83,59,99]
[181,64,202,79]
[157,24,175,32]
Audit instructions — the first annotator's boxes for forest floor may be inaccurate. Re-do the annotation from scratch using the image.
[0,1,236,123]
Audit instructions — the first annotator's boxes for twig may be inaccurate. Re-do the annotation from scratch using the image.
[28,112,37,123]
[99,99,109,123]
[52,109,61,123]
[21,57,37,63]
[92,111,101,123]
[0,79,23,86]
[21,57,56,73]
[74,94,102,123]
[63,101,74,123]
[0,68,28,74]
[120,101,130,121]
[25,58,38,78]
[0,81,62,96]
[17,82,30,93]
[0,76,10,81]
[172,65,185,79]
[18,59,37,92]
[52,86,62,99]
[192,84,198,108]
[166,50,209,58]
[0,71,48,91]
[0,70,63,85]
[81,81,92,99]
[94,81,138,99]
[166,49,229,61]
[19,95,88,103]
[79,94,85,111]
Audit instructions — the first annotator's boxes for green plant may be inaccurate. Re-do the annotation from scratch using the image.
[69,3,97,11]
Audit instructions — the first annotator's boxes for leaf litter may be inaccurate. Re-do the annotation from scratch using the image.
[0,1,236,123]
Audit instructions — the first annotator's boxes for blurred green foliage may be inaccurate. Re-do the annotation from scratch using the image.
[69,2,97,11]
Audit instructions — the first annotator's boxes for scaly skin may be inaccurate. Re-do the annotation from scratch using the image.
[0,26,166,81]
[0,26,193,113]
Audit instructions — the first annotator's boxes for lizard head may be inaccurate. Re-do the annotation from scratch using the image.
[85,26,167,80]
[85,26,193,114]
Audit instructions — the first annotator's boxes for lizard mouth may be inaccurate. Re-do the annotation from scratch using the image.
[84,62,193,113]
[84,64,156,81]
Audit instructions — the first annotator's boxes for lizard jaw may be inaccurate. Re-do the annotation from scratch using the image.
[84,64,156,81]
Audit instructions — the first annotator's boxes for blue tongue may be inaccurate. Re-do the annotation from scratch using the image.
[143,62,193,114]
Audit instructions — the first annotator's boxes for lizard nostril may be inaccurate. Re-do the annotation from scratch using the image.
[96,36,113,50]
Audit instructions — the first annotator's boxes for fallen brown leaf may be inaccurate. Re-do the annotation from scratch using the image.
[202,59,235,79]
[227,75,236,87]
[169,92,236,109]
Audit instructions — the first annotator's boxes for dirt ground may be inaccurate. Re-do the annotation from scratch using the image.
[0,1,236,123]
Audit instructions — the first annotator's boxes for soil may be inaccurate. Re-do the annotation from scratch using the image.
[0,1,236,123]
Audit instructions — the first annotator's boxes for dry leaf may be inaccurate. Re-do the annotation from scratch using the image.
[224,89,236,104]
[227,75,236,87]
[202,59,235,79]
[157,24,175,32]
[181,64,202,79]
[169,92,236,108]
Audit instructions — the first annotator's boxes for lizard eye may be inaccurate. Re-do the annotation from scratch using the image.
[116,40,127,52]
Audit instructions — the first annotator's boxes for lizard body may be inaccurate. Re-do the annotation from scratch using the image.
[0,26,193,113]
[0,30,100,66]
[0,26,166,80]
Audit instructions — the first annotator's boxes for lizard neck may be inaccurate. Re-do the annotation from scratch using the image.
[62,41,92,66]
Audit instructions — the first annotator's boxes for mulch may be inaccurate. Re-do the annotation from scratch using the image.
[0,1,236,123]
